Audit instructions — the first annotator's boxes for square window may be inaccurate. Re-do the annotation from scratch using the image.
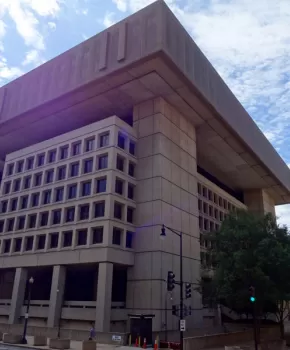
[77,229,87,246]
[7,218,15,232]
[46,169,54,184]
[48,149,57,163]
[31,193,40,207]
[14,238,22,252]
[34,172,42,186]
[4,181,11,194]
[63,231,73,247]
[118,133,126,149]
[37,153,45,167]
[115,179,123,195]
[65,207,75,222]
[1,200,8,213]
[83,158,93,174]
[126,231,134,248]
[81,181,91,196]
[85,138,95,152]
[129,141,135,155]
[21,196,28,209]
[13,179,21,192]
[114,202,123,220]
[96,178,106,193]
[198,184,201,195]
[7,163,14,176]
[100,133,109,147]
[50,233,59,249]
[26,157,34,170]
[25,236,34,251]
[94,201,105,218]
[37,235,46,250]
[24,176,31,189]
[92,227,103,244]
[40,212,49,227]
[198,199,202,211]
[72,142,81,156]
[57,166,66,180]
[11,198,18,211]
[68,184,77,199]
[52,209,62,225]
[60,146,69,160]
[116,155,124,172]
[70,162,79,177]
[79,204,90,220]
[55,187,64,202]
[98,155,108,170]
[28,214,37,228]
[129,162,135,177]
[17,216,26,230]
[112,227,122,245]
[0,220,4,233]
[127,207,134,223]
[4,239,11,253]
[128,183,135,200]
[17,160,24,173]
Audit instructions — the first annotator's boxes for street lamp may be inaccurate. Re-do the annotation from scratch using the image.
[21,276,34,344]
[160,224,184,350]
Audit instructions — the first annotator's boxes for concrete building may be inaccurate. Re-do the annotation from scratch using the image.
[0,0,289,340]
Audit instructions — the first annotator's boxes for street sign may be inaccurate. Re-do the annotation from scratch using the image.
[180,319,186,332]
[112,335,122,342]
[24,313,29,319]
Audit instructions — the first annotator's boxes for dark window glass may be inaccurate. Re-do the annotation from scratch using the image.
[55,187,64,202]
[14,179,21,192]
[24,176,31,189]
[46,169,54,184]
[79,204,90,220]
[129,162,135,177]
[7,163,14,176]
[81,181,91,196]
[77,230,87,246]
[40,212,49,227]
[28,214,37,228]
[4,182,11,194]
[126,231,134,248]
[0,220,4,233]
[7,218,15,232]
[118,133,126,149]
[92,227,103,244]
[37,154,45,167]
[31,193,40,207]
[116,155,124,172]
[18,216,25,230]
[68,184,77,199]
[52,210,62,225]
[25,236,34,251]
[66,207,75,222]
[85,138,94,152]
[70,163,79,177]
[17,160,24,173]
[84,159,93,174]
[48,149,56,163]
[72,142,81,156]
[4,239,11,253]
[11,198,18,211]
[114,202,123,220]
[43,190,51,205]
[98,155,108,169]
[115,179,123,195]
[100,133,109,147]
[128,184,134,200]
[37,235,46,250]
[50,233,59,249]
[96,178,106,193]
[127,207,134,223]
[26,157,34,170]
[60,146,68,160]
[21,196,28,209]
[34,173,42,186]
[1,201,8,213]
[94,202,105,218]
[57,166,66,180]
[63,231,73,247]
[14,238,22,252]
[112,227,122,245]
[129,141,135,155]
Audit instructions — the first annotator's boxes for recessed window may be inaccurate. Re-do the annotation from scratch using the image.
[0,220,4,233]
[52,209,62,225]
[55,187,64,202]
[60,146,69,160]
[50,233,59,249]
[37,153,45,167]
[70,162,79,177]
[57,166,66,181]
[25,236,34,251]
[128,184,135,200]
[7,218,15,232]
[116,155,124,172]
[4,181,11,194]
[92,227,103,244]
[21,196,28,209]
[118,133,126,149]
[94,201,105,218]
[31,193,40,207]
[46,169,54,184]
[126,231,134,248]
[48,149,57,163]
[114,202,123,220]
[34,172,42,186]
[96,178,106,193]
[26,157,34,170]
[112,227,122,245]
[14,238,22,253]
[7,163,14,176]
[11,198,18,212]
[37,235,46,250]
[81,181,91,197]
[128,162,135,177]
[115,179,124,195]
[17,160,24,173]
[68,184,77,199]
[17,216,26,230]
[203,202,208,215]
[77,229,87,246]
[13,179,21,192]
[24,176,31,189]
[72,142,81,156]
[129,141,135,155]
[83,158,93,174]
[1,201,8,213]
[85,138,95,152]
[65,207,75,223]
[100,133,109,147]
[98,155,108,170]
[4,239,11,254]
[28,214,37,229]
[79,204,90,221]
[127,207,134,223]
[63,231,73,247]
[40,212,49,227]
[198,184,201,195]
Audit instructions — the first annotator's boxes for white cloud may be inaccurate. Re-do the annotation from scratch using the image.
[0,57,23,82]
[103,12,116,28]
[113,0,127,12]
[48,21,56,30]
[22,49,45,66]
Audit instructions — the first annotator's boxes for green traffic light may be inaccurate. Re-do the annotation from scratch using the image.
[250,296,256,302]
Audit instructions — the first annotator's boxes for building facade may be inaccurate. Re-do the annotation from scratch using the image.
[0,0,289,340]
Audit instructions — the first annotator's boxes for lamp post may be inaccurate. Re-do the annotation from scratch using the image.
[160,224,184,350]
[21,276,34,344]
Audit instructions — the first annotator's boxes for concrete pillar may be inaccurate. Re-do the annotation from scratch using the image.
[244,189,276,216]
[47,265,66,328]
[95,262,113,332]
[9,267,27,324]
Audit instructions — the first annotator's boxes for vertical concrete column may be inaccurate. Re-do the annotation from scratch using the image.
[95,262,113,332]
[9,267,27,324]
[244,189,276,216]
[47,265,66,327]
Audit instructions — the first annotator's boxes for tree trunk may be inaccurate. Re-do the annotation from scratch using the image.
[279,319,285,339]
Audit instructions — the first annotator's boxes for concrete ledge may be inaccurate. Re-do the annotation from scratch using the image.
[49,338,71,349]
[3,333,22,344]
[82,340,97,350]
[33,335,47,346]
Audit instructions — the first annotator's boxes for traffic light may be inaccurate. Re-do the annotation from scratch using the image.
[167,271,175,291]
[185,283,192,299]
[249,286,256,303]
[172,305,178,316]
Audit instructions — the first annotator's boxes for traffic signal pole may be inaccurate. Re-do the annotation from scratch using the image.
[179,232,184,350]
[253,301,258,350]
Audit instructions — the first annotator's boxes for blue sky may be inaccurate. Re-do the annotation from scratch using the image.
[0,0,290,225]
